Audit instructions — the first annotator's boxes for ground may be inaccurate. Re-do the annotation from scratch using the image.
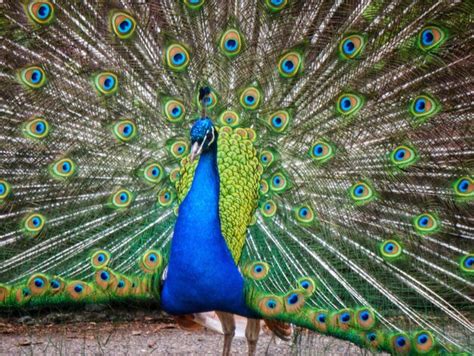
[0,306,378,355]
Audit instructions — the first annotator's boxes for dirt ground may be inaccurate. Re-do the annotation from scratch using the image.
[0,307,376,355]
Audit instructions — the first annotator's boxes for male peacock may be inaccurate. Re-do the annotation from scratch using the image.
[0,0,473,355]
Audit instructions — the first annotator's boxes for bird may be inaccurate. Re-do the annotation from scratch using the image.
[0,0,473,355]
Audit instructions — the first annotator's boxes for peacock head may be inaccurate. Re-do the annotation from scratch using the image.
[189,117,216,162]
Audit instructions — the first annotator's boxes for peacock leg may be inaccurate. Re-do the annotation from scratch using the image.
[216,311,235,356]
[245,318,261,356]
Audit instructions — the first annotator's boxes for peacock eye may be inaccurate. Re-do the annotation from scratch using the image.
[184,0,205,10]
[0,180,11,201]
[91,250,111,268]
[413,212,440,235]
[389,145,417,168]
[309,140,334,164]
[260,199,277,218]
[293,205,315,225]
[266,110,291,133]
[169,141,189,159]
[113,119,137,142]
[24,117,50,139]
[218,110,240,127]
[278,52,302,78]
[418,26,447,51]
[265,0,288,12]
[349,181,375,205]
[413,331,435,353]
[197,89,218,110]
[27,1,55,25]
[20,66,47,89]
[111,12,137,39]
[111,188,134,209]
[270,171,290,193]
[142,162,164,184]
[50,158,77,179]
[339,34,365,59]
[380,239,403,260]
[164,99,185,123]
[409,94,439,121]
[158,188,175,207]
[453,176,473,198]
[460,254,474,273]
[165,44,190,71]
[24,212,46,236]
[220,29,243,57]
[94,72,119,95]
[391,333,411,353]
[337,93,364,116]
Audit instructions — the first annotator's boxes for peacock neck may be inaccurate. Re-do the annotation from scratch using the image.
[161,143,255,317]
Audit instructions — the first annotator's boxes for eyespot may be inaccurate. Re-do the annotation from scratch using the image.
[0,180,11,201]
[412,330,435,354]
[339,34,365,59]
[293,205,315,225]
[459,254,474,274]
[296,277,316,296]
[413,212,440,235]
[259,179,269,195]
[219,29,243,57]
[259,149,278,169]
[218,110,240,127]
[453,176,473,199]
[349,181,376,205]
[270,171,290,193]
[164,99,185,123]
[380,240,403,260]
[240,86,262,110]
[245,261,270,280]
[364,331,383,349]
[114,276,132,296]
[141,162,164,184]
[24,117,50,139]
[27,1,55,25]
[197,89,218,111]
[91,250,111,268]
[264,0,288,12]
[27,274,49,296]
[284,290,305,313]
[418,26,447,51]
[94,72,118,95]
[390,333,411,354]
[111,12,136,39]
[278,51,302,78]
[24,213,45,236]
[19,66,47,89]
[260,199,277,218]
[258,295,284,316]
[409,94,439,121]
[355,308,376,330]
[169,167,180,184]
[49,276,65,293]
[139,249,163,273]
[266,110,291,133]
[184,0,205,10]
[337,93,364,116]
[110,188,133,209]
[158,188,175,207]
[165,44,190,72]
[309,140,334,164]
[312,310,329,333]
[389,145,418,169]
[15,287,32,304]
[66,281,91,300]
[112,119,137,142]
[50,158,76,179]
[168,140,189,159]
[94,268,116,289]
[335,309,353,330]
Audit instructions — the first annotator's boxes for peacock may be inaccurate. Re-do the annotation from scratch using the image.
[0,0,473,355]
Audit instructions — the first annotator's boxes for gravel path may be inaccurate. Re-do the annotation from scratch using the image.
[0,308,376,355]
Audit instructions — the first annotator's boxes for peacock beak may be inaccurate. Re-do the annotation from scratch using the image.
[190,140,204,163]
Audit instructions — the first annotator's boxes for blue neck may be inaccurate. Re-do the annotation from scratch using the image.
[161,145,255,317]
